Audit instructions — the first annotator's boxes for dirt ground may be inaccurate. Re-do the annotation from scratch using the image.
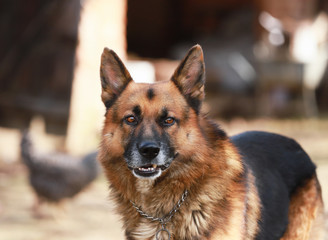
[0,118,327,240]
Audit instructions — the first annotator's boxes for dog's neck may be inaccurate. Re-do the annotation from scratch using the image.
[130,186,189,240]
[136,178,155,194]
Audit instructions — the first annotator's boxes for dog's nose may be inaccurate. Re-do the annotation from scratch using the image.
[138,141,160,159]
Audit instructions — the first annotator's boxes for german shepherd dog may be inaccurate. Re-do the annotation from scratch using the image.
[98,45,324,240]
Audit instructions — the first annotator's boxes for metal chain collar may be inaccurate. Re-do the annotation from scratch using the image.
[130,190,188,240]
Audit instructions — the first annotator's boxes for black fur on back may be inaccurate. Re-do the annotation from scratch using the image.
[231,131,316,240]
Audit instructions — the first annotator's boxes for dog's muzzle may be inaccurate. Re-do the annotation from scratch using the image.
[126,140,173,179]
[132,141,163,178]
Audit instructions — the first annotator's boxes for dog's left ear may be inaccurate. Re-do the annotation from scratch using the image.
[171,45,205,114]
[100,48,132,109]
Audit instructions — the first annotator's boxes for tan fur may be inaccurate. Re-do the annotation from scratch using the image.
[281,174,325,240]
[244,172,261,239]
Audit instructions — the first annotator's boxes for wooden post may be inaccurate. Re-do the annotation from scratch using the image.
[66,0,127,154]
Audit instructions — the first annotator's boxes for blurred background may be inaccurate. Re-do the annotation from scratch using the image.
[0,0,328,239]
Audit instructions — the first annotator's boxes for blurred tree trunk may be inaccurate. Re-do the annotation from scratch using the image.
[66,0,127,154]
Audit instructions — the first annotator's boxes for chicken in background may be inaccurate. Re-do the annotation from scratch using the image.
[20,131,100,217]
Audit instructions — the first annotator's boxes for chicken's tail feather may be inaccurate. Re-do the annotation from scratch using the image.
[20,130,34,167]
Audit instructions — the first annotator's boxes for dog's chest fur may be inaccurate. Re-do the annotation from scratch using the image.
[126,179,255,240]
[130,219,157,240]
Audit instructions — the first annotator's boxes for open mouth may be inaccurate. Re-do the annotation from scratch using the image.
[132,164,168,178]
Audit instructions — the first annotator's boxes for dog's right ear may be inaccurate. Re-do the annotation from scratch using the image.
[100,48,132,109]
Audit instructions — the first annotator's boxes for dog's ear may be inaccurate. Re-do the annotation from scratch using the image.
[100,48,132,109]
[171,45,205,114]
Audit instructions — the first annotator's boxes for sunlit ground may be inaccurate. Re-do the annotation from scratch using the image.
[0,118,327,240]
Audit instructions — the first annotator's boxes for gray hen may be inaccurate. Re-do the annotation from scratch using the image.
[20,132,100,205]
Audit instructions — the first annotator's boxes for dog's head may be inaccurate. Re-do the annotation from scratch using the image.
[100,45,205,180]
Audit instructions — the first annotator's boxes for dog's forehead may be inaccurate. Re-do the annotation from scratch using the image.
[118,81,187,115]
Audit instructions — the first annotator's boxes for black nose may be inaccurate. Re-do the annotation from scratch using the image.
[138,141,160,159]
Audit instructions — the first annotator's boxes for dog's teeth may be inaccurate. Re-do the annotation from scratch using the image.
[137,165,159,172]
[138,167,155,172]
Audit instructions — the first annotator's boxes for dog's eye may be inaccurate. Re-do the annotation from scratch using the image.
[124,116,138,125]
[163,117,175,126]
